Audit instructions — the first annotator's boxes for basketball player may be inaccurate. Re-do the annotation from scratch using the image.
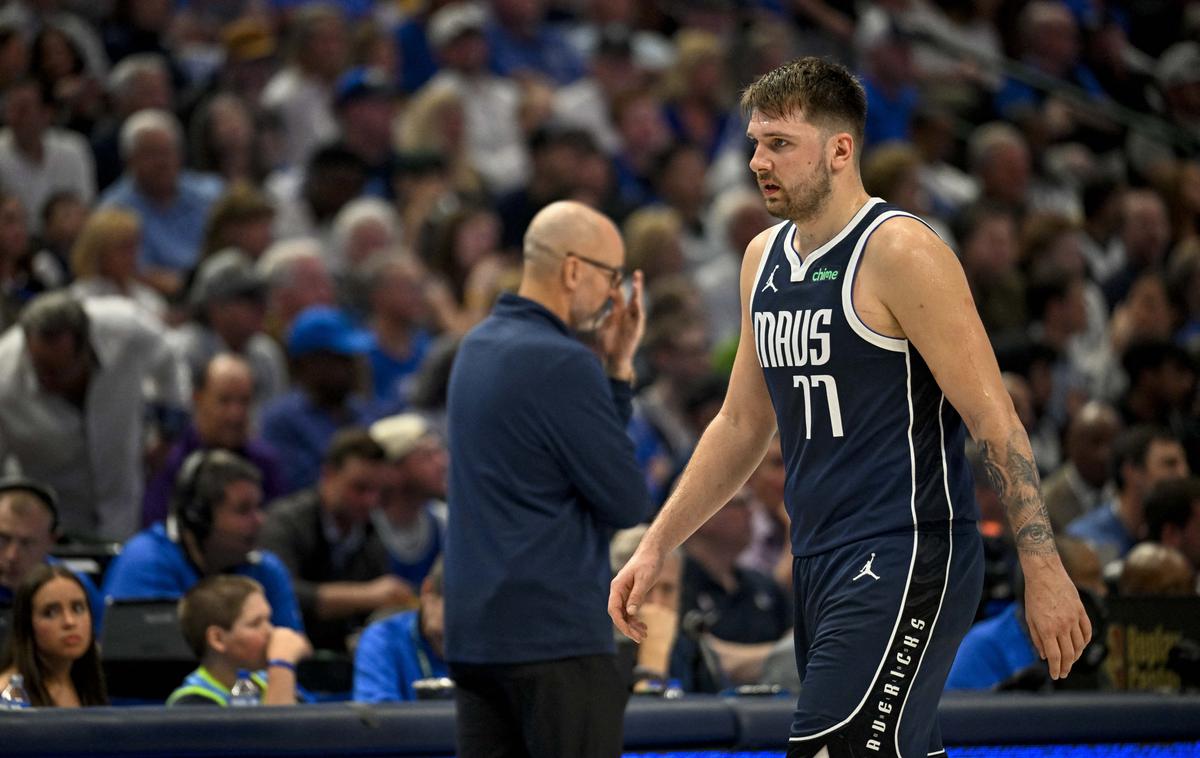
[609,57,1089,757]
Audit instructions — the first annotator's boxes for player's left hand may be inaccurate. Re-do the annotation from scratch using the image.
[1022,559,1092,680]
[600,269,644,380]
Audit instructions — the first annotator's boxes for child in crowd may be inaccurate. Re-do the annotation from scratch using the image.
[167,575,311,706]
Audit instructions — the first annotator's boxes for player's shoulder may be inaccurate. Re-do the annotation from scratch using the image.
[865,213,957,275]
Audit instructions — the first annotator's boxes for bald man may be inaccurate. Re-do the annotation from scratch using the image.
[142,354,286,526]
[444,201,651,758]
[1043,402,1121,532]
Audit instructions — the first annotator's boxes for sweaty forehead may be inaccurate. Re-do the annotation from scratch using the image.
[747,108,817,135]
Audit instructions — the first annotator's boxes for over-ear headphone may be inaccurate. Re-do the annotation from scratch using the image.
[170,451,218,543]
[0,476,60,533]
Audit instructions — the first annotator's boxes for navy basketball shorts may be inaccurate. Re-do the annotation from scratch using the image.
[786,523,984,758]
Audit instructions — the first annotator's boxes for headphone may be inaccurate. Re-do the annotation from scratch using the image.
[0,476,60,533]
[170,451,219,543]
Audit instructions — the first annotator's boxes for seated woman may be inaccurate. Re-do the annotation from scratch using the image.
[0,564,108,707]
[167,575,312,706]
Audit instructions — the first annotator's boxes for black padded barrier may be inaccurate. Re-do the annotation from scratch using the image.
[0,694,1198,757]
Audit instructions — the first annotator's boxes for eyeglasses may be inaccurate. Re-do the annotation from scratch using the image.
[567,252,625,288]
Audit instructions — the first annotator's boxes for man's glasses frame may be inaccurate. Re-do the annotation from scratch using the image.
[566,252,625,288]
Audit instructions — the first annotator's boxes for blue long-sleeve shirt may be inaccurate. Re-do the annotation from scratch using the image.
[353,610,448,702]
[444,293,650,664]
[102,522,304,632]
[945,603,1037,690]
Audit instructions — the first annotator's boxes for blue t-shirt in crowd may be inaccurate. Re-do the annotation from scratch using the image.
[101,522,304,631]
[486,21,584,86]
[259,389,377,495]
[394,18,438,94]
[368,330,433,408]
[1065,502,1136,562]
[99,172,223,275]
[945,603,1038,690]
[863,77,919,147]
[353,610,448,702]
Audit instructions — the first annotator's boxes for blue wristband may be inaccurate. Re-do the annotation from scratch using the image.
[267,659,296,673]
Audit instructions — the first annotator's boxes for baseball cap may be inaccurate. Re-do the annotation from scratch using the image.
[370,413,433,461]
[287,306,373,357]
[1157,41,1200,88]
[190,249,267,308]
[333,66,394,108]
[427,2,487,50]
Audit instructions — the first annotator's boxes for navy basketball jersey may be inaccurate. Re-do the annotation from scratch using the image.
[749,198,978,556]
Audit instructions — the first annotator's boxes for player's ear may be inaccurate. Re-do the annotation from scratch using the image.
[829,131,854,171]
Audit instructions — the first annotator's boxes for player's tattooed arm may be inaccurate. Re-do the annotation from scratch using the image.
[977,431,1056,556]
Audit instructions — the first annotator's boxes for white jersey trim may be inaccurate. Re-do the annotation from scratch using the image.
[785,197,884,282]
[894,394,955,755]
[842,210,934,354]
[789,343,920,747]
[748,220,790,315]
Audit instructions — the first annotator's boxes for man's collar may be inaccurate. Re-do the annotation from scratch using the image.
[494,292,570,336]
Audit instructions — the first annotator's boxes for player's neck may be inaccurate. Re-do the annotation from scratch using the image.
[791,187,872,260]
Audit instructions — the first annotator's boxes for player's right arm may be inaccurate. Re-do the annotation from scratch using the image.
[609,227,780,642]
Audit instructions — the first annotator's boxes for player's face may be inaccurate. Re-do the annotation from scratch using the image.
[747,109,833,224]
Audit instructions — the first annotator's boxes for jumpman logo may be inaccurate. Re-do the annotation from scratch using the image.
[852,553,880,582]
[761,264,780,293]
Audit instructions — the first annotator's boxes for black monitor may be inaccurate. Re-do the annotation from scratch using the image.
[100,598,196,702]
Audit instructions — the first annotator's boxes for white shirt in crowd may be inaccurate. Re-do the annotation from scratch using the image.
[0,128,95,229]
[0,297,189,541]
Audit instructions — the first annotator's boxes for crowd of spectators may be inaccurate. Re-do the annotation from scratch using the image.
[0,0,1199,709]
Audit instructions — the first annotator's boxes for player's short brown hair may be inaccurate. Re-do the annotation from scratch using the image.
[740,57,866,145]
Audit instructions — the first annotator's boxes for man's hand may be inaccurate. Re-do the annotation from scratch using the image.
[609,544,663,643]
[1023,559,1092,679]
[599,270,644,381]
[368,575,417,610]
